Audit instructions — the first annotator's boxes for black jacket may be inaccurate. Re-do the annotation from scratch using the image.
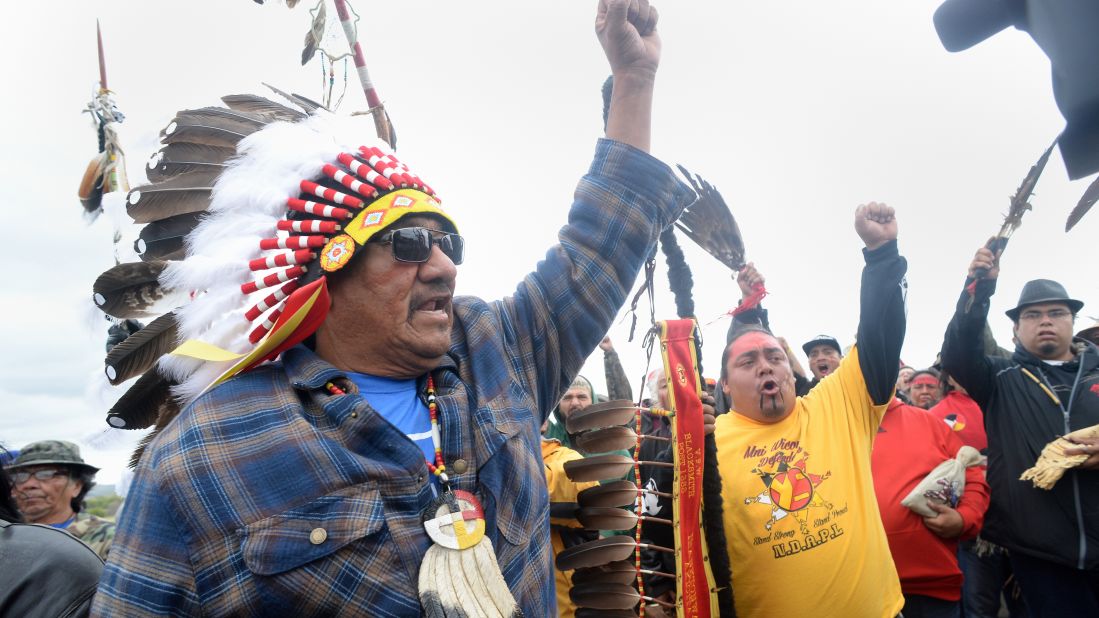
[942,278,1099,571]
[0,519,104,617]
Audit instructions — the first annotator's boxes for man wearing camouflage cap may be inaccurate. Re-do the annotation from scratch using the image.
[7,440,116,559]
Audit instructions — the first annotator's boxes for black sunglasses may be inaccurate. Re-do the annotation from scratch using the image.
[371,227,464,265]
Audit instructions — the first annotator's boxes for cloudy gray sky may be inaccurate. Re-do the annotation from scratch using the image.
[2,1,1095,486]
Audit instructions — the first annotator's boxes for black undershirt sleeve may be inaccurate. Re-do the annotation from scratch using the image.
[941,277,998,409]
[855,240,908,405]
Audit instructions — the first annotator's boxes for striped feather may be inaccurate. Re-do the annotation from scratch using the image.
[147,142,232,183]
[159,108,266,149]
[127,169,219,224]
[106,370,177,432]
[135,212,203,261]
[104,312,180,385]
[161,107,267,140]
[555,536,637,571]
[263,82,322,113]
[569,583,640,610]
[93,261,171,319]
[221,93,307,122]
[1067,174,1099,231]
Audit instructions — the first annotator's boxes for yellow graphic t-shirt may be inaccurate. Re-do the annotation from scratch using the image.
[714,346,903,618]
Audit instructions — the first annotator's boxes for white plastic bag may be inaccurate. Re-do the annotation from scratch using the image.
[901,445,982,517]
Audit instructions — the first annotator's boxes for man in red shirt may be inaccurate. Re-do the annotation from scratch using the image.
[909,369,944,409]
[872,398,990,617]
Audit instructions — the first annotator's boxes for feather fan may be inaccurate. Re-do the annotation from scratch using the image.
[127,169,219,224]
[135,212,204,261]
[1066,174,1099,231]
[221,94,306,122]
[675,164,746,271]
[104,311,180,385]
[93,261,173,319]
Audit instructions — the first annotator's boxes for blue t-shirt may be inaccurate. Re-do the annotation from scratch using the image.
[346,372,435,465]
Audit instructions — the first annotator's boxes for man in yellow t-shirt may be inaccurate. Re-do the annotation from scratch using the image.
[714,203,908,618]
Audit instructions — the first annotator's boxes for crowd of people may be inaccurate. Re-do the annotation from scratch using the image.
[3,1,1098,616]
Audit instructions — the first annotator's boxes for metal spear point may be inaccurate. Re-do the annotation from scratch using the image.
[97,20,108,93]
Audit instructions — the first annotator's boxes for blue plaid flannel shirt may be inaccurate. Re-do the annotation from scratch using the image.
[93,139,694,617]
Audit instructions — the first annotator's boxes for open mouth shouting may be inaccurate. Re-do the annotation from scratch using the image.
[758,379,785,414]
[410,290,453,324]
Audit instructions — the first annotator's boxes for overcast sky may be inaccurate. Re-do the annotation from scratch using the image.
[1,1,1095,486]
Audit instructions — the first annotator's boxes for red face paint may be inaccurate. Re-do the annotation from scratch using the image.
[909,375,939,388]
[729,331,782,359]
[723,332,795,422]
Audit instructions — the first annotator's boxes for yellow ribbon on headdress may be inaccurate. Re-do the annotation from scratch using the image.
[170,282,327,392]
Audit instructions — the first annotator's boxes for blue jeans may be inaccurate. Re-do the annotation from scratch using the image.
[1009,552,1099,618]
[902,594,960,618]
[958,540,1027,618]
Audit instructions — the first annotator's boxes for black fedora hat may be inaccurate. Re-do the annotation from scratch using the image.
[1005,279,1084,321]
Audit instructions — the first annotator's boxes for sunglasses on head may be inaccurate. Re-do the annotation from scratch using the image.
[371,227,464,265]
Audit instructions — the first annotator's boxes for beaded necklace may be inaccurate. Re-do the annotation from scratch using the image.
[325,375,448,485]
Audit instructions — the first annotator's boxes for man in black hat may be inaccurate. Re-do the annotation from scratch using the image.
[7,440,116,559]
[941,245,1099,616]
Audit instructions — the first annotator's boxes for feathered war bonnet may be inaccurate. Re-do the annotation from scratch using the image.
[92,93,455,437]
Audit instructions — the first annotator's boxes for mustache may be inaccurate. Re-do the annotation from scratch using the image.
[407,282,453,316]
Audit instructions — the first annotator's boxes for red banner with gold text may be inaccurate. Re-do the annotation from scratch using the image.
[659,319,717,617]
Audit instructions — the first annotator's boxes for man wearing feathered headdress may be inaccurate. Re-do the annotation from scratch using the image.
[93,1,691,615]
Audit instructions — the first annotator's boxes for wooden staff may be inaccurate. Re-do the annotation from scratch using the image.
[332,0,392,146]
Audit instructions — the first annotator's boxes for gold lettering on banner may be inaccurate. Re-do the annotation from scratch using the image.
[680,432,698,500]
[682,529,697,607]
